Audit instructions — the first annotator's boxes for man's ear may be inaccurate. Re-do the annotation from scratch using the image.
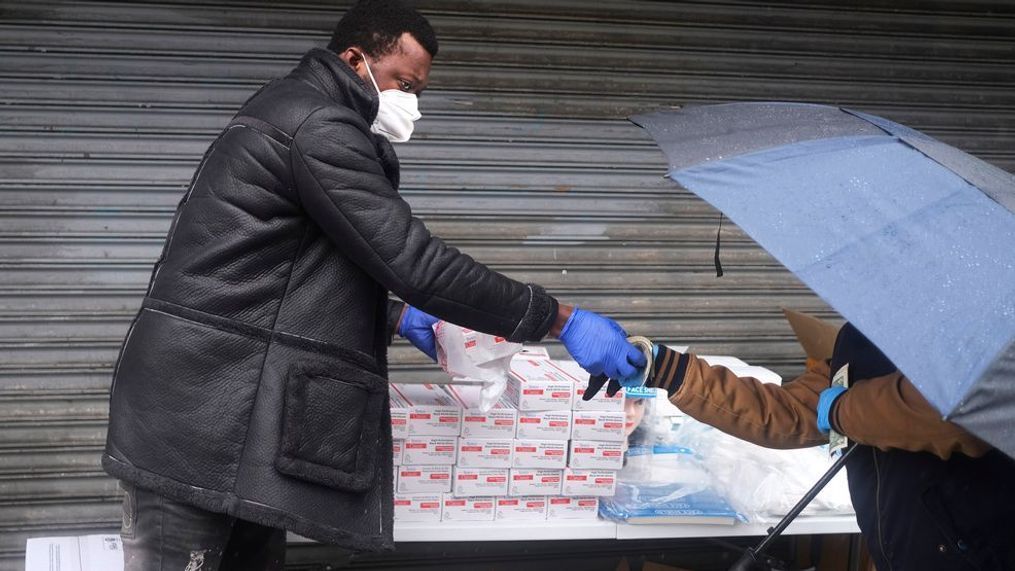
[337,47,365,72]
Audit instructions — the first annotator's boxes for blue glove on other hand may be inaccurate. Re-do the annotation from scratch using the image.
[559,308,647,380]
[399,306,439,362]
[817,385,848,434]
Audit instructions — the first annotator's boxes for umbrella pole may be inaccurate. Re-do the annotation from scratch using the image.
[729,443,858,571]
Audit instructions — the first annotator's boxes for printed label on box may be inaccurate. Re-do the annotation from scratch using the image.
[393,439,404,466]
[393,494,443,522]
[495,495,548,521]
[562,469,617,497]
[441,495,496,522]
[453,467,509,497]
[546,496,600,519]
[512,439,568,469]
[508,469,563,496]
[456,438,514,469]
[402,436,458,465]
[570,411,626,442]
[505,359,575,411]
[568,440,625,470]
[442,385,519,438]
[515,410,572,440]
[459,407,517,438]
[397,465,453,494]
[389,388,411,439]
[391,383,462,436]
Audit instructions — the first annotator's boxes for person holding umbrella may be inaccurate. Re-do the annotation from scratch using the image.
[103,1,645,569]
[605,101,1015,570]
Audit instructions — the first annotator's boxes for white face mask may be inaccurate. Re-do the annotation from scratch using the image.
[362,55,420,143]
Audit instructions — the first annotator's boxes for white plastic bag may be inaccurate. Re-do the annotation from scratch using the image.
[433,321,522,411]
[671,420,855,522]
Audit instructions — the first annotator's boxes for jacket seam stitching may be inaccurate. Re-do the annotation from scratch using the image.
[229,117,293,149]
[507,285,536,340]
[232,222,314,490]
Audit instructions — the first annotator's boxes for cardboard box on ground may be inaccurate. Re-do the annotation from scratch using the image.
[25,536,124,571]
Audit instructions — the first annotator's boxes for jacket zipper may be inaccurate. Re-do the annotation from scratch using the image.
[873,448,892,570]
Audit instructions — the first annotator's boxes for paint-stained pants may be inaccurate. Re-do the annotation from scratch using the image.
[119,482,286,571]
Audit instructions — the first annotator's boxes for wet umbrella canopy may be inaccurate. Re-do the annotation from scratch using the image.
[632,102,1015,458]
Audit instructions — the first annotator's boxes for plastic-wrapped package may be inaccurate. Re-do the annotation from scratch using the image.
[670,419,854,523]
[599,388,745,525]
[600,444,745,524]
[592,444,747,523]
[433,321,522,411]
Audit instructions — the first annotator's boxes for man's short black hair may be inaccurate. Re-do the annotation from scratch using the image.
[328,0,438,59]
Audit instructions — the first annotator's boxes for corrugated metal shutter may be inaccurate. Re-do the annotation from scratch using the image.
[1,0,1012,566]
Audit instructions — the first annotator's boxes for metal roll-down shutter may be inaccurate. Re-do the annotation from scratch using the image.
[0,0,1012,567]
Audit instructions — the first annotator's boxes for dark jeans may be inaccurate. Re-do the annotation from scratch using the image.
[119,482,286,571]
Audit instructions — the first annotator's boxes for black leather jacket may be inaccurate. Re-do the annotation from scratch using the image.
[103,48,558,550]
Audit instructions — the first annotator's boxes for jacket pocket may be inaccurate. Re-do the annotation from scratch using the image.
[275,361,386,493]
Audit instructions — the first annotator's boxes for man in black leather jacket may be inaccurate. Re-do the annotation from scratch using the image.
[104,2,646,569]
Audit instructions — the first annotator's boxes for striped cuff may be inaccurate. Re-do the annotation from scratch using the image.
[647,345,689,398]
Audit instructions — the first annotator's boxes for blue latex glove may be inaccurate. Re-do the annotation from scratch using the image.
[559,308,646,379]
[399,306,439,362]
[817,385,848,434]
[614,342,657,388]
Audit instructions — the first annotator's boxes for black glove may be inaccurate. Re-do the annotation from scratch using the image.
[583,373,623,401]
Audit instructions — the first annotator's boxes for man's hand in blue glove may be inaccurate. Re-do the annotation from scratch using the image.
[584,340,655,401]
[558,307,646,380]
[399,306,439,362]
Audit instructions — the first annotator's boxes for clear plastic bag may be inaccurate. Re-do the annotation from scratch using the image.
[601,444,745,524]
[670,419,854,523]
[600,389,745,524]
[433,321,522,411]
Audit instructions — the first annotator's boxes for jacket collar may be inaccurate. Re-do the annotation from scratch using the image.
[290,48,380,124]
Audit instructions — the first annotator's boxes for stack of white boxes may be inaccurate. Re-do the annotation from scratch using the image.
[391,348,624,524]
[390,383,460,523]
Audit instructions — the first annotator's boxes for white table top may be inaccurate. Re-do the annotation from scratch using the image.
[390,514,858,542]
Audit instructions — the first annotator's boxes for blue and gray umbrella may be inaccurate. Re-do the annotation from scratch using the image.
[632,102,1015,458]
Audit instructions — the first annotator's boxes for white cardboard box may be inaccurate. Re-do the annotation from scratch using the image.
[389,390,411,439]
[25,535,124,571]
[394,494,443,522]
[456,438,514,469]
[452,467,509,497]
[547,496,600,520]
[516,346,551,360]
[552,360,626,412]
[515,410,572,440]
[568,440,625,470]
[397,465,453,494]
[390,383,462,436]
[562,468,618,497]
[393,439,404,466]
[443,385,518,438]
[511,439,568,469]
[495,496,548,521]
[401,436,458,465]
[505,358,575,411]
[508,469,563,496]
[441,495,496,522]
[570,410,626,442]
[459,406,517,438]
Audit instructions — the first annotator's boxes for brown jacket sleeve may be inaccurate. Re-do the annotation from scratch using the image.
[832,371,991,459]
[665,354,830,449]
[650,350,990,460]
